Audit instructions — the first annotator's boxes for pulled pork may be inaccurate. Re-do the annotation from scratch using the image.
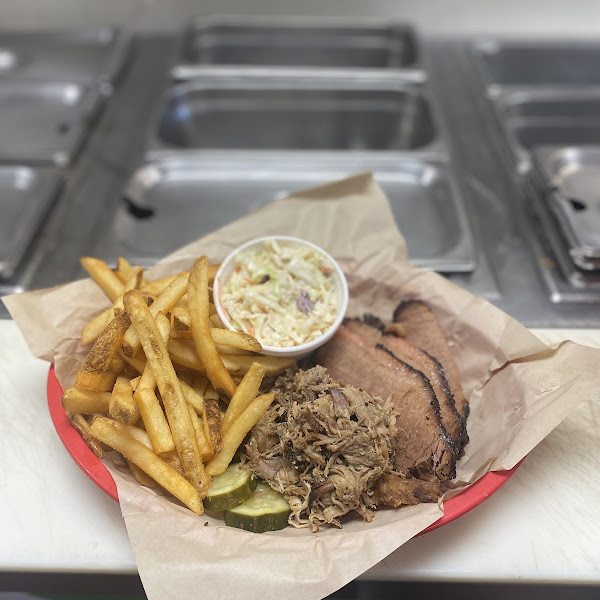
[244,366,397,531]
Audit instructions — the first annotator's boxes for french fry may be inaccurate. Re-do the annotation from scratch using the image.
[142,272,189,297]
[221,362,266,436]
[135,388,175,454]
[204,381,219,401]
[170,307,189,325]
[119,351,146,374]
[168,338,203,370]
[144,264,217,297]
[109,375,140,424]
[167,338,293,376]
[207,263,220,283]
[214,344,250,356]
[121,273,188,357]
[81,309,112,347]
[206,393,275,476]
[129,375,141,390]
[74,370,117,392]
[170,308,261,352]
[127,459,158,488]
[188,256,236,398]
[81,257,124,302]
[174,294,188,311]
[179,380,204,415]
[124,290,208,496]
[134,311,171,392]
[221,354,295,377]
[211,328,262,353]
[192,374,209,396]
[111,420,152,448]
[188,405,213,461]
[82,268,142,346]
[111,422,183,474]
[132,311,176,454]
[203,396,222,455]
[110,356,126,375]
[62,387,111,413]
[178,371,194,386]
[81,310,131,374]
[115,257,143,285]
[209,313,225,328]
[170,314,192,340]
[67,412,103,457]
[160,450,185,475]
[90,416,202,515]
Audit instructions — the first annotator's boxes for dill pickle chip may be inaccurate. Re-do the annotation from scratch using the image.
[204,463,256,512]
[224,482,291,533]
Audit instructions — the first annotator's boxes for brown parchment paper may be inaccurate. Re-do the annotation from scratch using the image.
[4,172,600,600]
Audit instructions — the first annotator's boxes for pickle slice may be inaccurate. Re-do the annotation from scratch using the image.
[224,482,291,533]
[204,463,256,512]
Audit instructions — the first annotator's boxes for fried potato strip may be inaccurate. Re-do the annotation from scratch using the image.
[81,257,124,302]
[206,393,275,476]
[121,273,188,357]
[62,387,111,414]
[221,362,266,436]
[188,257,236,398]
[109,375,140,425]
[90,416,202,515]
[124,290,208,497]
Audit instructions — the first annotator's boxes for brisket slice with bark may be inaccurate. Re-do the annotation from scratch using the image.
[344,318,468,456]
[394,300,469,419]
[316,325,456,480]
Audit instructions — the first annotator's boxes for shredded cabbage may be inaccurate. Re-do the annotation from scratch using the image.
[221,240,338,348]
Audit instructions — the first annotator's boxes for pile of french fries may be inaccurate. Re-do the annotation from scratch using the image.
[63,256,295,515]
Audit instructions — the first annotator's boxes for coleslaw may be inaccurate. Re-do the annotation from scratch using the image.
[220,239,338,348]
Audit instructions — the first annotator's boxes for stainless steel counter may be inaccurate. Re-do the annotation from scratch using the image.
[1,35,598,327]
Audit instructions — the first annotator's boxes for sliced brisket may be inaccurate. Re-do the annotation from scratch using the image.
[394,300,469,419]
[316,325,456,480]
[382,334,468,454]
[344,318,468,455]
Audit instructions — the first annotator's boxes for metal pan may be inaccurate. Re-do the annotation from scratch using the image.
[0,28,131,87]
[532,145,600,262]
[471,39,600,93]
[0,80,89,166]
[524,177,600,291]
[489,90,600,173]
[180,16,420,71]
[93,154,475,273]
[151,74,441,155]
[0,166,62,280]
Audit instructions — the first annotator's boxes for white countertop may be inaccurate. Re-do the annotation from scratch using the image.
[1,319,599,582]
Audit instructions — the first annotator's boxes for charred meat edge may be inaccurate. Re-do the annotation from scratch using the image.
[393,299,469,420]
[376,342,456,480]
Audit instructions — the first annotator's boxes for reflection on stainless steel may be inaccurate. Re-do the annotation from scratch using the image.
[0,166,62,280]
[0,28,130,86]
[525,177,600,293]
[94,154,475,273]
[471,40,600,89]
[181,17,419,70]
[466,38,600,304]
[154,77,438,153]
[1,36,599,326]
[498,90,600,172]
[0,80,89,166]
[533,146,600,262]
